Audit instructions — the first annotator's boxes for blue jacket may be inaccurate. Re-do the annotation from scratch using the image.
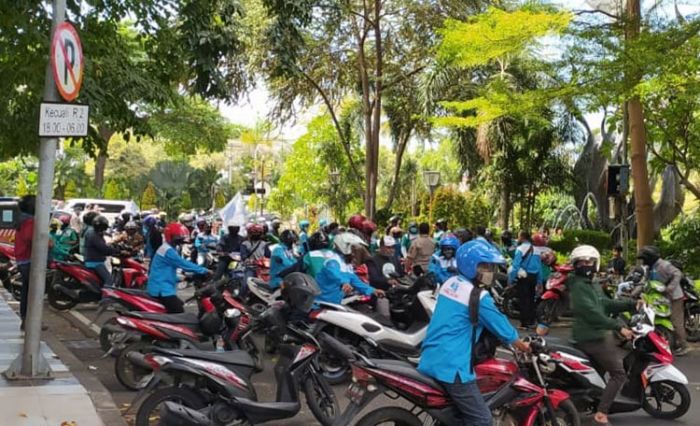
[508,242,543,284]
[269,244,297,289]
[195,234,218,253]
[418,275,518,384]
[298,231,309,256]
[147,243,209,297]
[428,254,457,285]
[316,252,375,304]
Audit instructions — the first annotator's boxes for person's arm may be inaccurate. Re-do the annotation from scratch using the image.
[662,262,683,297]
[601,295,636,314]
[428,257,447,284]
[163,248,209,274]
[478,293,518,344]
[571,281,622,331]
[509,248,523,283]
[347,270,376,295]
[92,233,120,257]
[323,259,346,288]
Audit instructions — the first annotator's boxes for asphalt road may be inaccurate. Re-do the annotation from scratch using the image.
[36,287,700,426]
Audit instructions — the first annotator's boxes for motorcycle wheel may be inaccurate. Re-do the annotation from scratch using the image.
[47,272,78,311]
[355,407,422,426]
[502,290,520,319]
[240,335,263,373]
[642,380,691,419]
[115,341,154,391]
[303,371,340,426]
[135,386,207,426]
[536,299,559,326]
[685,312,700,342]
[538,399,580,426]
[99,317,119,355]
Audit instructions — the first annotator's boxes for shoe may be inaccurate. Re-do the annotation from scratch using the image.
[673,346,691,357]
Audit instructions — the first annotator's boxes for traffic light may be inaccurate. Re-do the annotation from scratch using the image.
[607,164,630,196]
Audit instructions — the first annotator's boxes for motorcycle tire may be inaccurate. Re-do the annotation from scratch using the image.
[115,341,154,391]
[240,335,263,373]
[502,290,520,320]
[642,380,691,419]
[536,299,559,326]
[355,407,422,426]
[685,312,700,342]
[135,386,207,426]
[539,399,580,426]
[303,371,340,426]
[47,272,77,311]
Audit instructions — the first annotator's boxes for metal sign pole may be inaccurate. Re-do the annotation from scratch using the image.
[5,0,65,379]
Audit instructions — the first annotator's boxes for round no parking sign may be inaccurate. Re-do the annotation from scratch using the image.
[50,22,84,102]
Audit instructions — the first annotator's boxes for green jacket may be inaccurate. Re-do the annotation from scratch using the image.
[568,274,635,343]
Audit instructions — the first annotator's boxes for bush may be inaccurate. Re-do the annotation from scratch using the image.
[659,215,700,277]
[548,229,612,254]
[429,187,492,230]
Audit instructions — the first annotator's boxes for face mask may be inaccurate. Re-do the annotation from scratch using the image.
[478,271,495,286]
[409,227,418,235]
[575,265,596,279]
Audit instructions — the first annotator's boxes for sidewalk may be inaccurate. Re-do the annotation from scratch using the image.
[0,290,105,426]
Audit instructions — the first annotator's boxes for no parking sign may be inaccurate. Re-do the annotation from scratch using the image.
[50,22,84,102]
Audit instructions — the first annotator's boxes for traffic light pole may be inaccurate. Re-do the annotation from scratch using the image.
[4,0,65,379]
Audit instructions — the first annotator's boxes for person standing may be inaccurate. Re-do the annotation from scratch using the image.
[69,205,83,234]
[15,195,36,330]
[508,231,543,330]
[608,244,626,276]
[637,245,689,356]
[400,222,419,258]
[298,220,310,256]
[406,222,436,275]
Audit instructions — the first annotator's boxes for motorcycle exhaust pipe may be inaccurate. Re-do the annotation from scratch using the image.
[126,351,153,371]
[160,402,211,426]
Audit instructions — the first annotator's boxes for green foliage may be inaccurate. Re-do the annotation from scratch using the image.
[140,182,158,210]
[64,181,79,199]
[103,179,123,200]
[659,215,700,276]
[430,187,491,230]
[548,230,612,255]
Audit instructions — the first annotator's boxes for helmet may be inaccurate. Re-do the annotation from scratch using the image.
[299,220,310,229]
[121,211,132,223]
[361,220,377,235]
[436,218,447,226]
[164,223,189,245]
[125,221,139,231]
[281,273,321,313]
[389,215,401,224]
[271,219,282,229]
[246,223,265,238]
[407,222,419,234]
[637,245,661,267]
[92,215,110,233]
[348,214,366,230]
[196,217,207,226]
[18,195,36,215]
[454,228,473,244]
[280,229,298,247]
[540,250,556,266]
[227,217,244,228]
[500,230,513,244]
[333,232,367,255]
[57,214,71,225]
[308,231,330,251]
[440,235,460,250]
[319,218,328,228]
[570,245,601,271]
[456,240,506,280]
[180,213,195,226]
[532,233,547,247]
[143,215,158,228]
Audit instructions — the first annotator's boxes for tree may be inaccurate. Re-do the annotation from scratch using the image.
[141,182,158,210]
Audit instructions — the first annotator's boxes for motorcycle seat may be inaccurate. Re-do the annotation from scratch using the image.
[545,336,589,360]
[126,311,200,325]
[155,348,257,368]
[369,359,443,390]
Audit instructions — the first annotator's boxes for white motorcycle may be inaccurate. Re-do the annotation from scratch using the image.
[310,273,437,384]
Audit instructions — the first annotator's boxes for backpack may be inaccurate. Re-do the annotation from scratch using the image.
[469,287,500,372]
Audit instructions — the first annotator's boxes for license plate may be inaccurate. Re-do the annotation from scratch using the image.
[346,383,366,405]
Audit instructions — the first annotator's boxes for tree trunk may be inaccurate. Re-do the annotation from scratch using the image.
[626,0,654,248]
[95,126,114,193]
[363,0,383,221]
[498,188,510,230]
[384,129,411,212]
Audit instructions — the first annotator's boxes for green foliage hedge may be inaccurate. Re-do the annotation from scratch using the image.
[659,215,700,277]
[548,229,612,254]
[430,187,491,230]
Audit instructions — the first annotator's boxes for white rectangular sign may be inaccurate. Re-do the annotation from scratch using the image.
[39,102,89,137]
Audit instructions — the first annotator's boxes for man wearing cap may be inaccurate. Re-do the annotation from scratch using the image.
[366,235,404,290]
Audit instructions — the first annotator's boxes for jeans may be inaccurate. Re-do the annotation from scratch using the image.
[517,273,538,327]
[156,295,184,313]
[91,264,113,287]
[439,378,492,426]
[18,263,31,320]
[575,334,627,414]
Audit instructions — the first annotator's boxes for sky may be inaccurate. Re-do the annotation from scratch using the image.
[218,0,700,142]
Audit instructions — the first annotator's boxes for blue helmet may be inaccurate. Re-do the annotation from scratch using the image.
[456,240,505,280]
[439,235,460,250]
[300,219,310,228]
[143,215,158,228]
[319,218,328,227]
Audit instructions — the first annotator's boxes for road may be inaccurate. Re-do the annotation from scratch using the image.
[35,288,700,426]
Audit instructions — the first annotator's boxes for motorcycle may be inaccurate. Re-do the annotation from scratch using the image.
[109,280,260,390]
[535,264,574,328]
[329,336,580,426]
[129,303,339,426]
[310,273,437,384]
[542,304,690,419]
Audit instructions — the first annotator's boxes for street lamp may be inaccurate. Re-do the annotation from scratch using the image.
[423,170,441,228]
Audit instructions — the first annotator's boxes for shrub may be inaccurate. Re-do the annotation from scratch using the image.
[659,215,700,277]
[429,187,492,230]
[548,229,612,254]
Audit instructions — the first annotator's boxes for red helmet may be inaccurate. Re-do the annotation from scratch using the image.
[348,214,366,230]
[532,233,547,247]
[57,214,71,225]
[361,219,377,235]
[246,223,265,238]
[164,223,189,245]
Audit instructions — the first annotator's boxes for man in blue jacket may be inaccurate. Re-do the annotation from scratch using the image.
[147,223,210,313]
[429,235,459,285]
[315,232,385,304]
[508,231,543,330]
[269,230,300,290]
[419,240,530,426]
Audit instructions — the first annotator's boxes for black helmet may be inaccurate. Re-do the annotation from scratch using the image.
[18,195,36,215]
[280,229,298,247]
[308,231,329,251]
[501,230,512,244]
[637,245,661,267]
[82,211,99,226]
[121,211,132,223]
[92,215,110,233]
[281,273,320,312]
[389,215,401,224]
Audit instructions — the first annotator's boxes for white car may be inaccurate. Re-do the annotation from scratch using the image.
[64,198,138,224]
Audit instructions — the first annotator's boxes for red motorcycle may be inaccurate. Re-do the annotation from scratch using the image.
[328,337,580,426]
[47,254,148,311]
[536,264,574,330]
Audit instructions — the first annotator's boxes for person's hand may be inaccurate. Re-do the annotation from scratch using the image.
[342,283,353,295]
[620,327,634,340]
[513,339,531,353]
[375,289,386,298]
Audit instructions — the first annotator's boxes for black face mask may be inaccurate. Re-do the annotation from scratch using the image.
[575,265,596,279]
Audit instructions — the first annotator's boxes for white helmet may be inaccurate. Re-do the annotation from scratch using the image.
[570,245,601,271]
[227,218,244,228]
[333,232,367,255]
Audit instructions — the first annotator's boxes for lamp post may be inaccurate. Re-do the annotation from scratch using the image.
[329,168,340,221]
[423,170,441,229]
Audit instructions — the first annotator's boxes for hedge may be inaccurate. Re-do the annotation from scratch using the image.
[548,229,613,254]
